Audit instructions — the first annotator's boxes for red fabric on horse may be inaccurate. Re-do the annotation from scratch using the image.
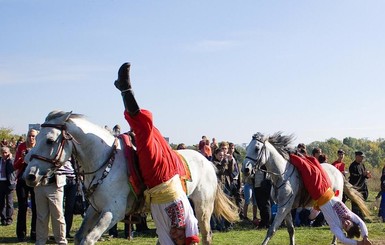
[119,133,144,198]
[289,154,332,201]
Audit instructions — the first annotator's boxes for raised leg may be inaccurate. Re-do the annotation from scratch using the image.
[74,207,99,245]
[75,207,117,245]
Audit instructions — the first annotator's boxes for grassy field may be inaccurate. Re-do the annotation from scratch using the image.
[0,193,384,244]
[0,201,384,245]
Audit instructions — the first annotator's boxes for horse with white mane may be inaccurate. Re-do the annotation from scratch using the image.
[23,110,238,245]
[243,132,370,245]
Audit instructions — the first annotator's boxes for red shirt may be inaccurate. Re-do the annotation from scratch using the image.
[14,142,28,179]
[124,109,180,188]
[289,154,331,201]
[332,160,345,175]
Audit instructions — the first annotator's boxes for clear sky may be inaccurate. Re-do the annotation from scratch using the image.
[1,1,385,147]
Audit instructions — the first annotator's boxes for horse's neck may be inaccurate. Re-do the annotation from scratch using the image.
[69,119,117,172]
[265,144,290,178]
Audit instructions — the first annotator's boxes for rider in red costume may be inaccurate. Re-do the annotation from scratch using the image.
[114,62,199,245]
[290,153,372,245]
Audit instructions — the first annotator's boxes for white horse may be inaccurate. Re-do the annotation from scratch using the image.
[243,132,370,245]
[23,110,238,245]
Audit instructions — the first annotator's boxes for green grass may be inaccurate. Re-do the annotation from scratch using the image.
[1,194,384,244]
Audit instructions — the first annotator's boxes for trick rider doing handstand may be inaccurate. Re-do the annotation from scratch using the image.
[114,62,200,245]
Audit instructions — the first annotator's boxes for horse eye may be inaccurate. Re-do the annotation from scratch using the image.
[46,139,55,145]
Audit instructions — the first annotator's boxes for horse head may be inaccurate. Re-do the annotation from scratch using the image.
[243,132,266,173]
[243,132,294,173]
[24,110,77,187]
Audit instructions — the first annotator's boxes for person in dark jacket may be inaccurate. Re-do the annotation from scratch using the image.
[0,146,16,226]
[349,151,371,219]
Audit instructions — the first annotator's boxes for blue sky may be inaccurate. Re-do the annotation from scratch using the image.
[1,1,385,147]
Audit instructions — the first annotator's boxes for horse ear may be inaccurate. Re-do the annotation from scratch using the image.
[64,111,73,121]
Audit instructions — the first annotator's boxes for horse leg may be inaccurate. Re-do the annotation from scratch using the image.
[284,212,295,245]
[74,208,99,245]
[193,200,214,245]
[76,209,116,245]
[261,207,291,245]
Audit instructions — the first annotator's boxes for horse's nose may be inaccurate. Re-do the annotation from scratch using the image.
[26,174,36,182]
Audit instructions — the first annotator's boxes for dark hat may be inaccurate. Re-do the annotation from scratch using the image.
[337,149,345,154]
[355,151,365,157]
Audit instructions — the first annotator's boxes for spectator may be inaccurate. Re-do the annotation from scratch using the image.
[212,148,229,191]
[332,149,347,176]
[0,139,8,147]
[253,166,271,229]
[177,143,187,150]
[8,137,16,151]
[34,160,71,245]
[242,167,256,221]
[210,138,218,154]
[63,159,77,238]
[220,142,241,209]
[297,143,307,155]
[14,128,38,241]
[15,136,24,150]
[312,147,322,161]
[0,146,16,226]
[210,148,229,231]
[198,136,207,154]
[202,139,212,160]
[377,165,385,222]
[349,151,371,219]
[227,142,242,218]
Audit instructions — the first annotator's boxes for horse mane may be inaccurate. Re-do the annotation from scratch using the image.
[45,110,84,122]
[254,132,294,161]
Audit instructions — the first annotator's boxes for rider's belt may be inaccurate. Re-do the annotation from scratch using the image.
[144,175,184,206]
[313,187,334,210]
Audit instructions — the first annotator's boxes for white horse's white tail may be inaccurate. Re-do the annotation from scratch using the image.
[213,185,239,223]
[343,179,371,219]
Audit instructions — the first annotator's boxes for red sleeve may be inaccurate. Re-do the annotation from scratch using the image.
[14,143,27,171]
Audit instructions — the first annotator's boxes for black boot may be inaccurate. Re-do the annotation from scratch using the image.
[122,89,140,116]
[114,62,140,116]
[114,62,132,91]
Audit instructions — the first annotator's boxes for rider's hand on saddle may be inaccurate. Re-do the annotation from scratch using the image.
[114,62,131,91]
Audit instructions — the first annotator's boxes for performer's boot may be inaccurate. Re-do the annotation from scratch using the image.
[121,89,139,116]
[114,63,140,116]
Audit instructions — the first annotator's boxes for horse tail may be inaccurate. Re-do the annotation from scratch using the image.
[213,184,239,223]
[343,178,371,218]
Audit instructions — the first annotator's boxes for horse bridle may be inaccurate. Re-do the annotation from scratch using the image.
[246,137,297,208]
[245,138,270,174]
[30,123,77,168]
